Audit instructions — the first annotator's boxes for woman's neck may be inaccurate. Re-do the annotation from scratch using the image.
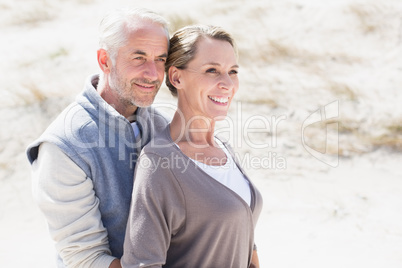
[170,111,216,146]
[169,109,227,166]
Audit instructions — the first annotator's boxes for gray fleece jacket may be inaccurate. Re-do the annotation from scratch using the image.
[26,74,169,266]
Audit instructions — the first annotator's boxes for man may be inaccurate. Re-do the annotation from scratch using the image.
[26,8,170,268]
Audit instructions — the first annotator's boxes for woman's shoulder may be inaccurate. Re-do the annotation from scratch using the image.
[141,126,177,158]
[215,135,235,153]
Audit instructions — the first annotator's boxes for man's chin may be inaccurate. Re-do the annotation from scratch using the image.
[133,98,156,108]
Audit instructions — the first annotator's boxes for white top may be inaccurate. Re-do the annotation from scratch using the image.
[178,139,251,206]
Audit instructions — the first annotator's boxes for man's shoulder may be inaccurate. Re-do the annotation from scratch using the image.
[26,96,106,164]
[45,101,99,137]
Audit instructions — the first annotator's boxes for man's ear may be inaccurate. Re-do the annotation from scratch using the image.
[97,49,112,74]
[168,66,183,89]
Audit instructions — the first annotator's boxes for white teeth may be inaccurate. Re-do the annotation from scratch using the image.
[208,96,229,103]
[136,83,153,88]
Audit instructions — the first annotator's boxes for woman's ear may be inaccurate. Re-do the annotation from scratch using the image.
[168,66,183,89]
[97,49,112,74]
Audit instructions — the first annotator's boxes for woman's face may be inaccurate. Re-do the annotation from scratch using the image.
[176,37,239,121]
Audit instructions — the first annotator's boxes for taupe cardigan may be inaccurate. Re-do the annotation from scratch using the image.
[122,125,263,268]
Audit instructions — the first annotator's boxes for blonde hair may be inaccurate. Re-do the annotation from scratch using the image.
[165,25,237,96]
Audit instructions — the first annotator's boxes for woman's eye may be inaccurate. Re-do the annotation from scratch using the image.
[229,70,238,75]
[206,68,218,73]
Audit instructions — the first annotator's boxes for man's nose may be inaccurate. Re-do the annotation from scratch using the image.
[143,60,159,81]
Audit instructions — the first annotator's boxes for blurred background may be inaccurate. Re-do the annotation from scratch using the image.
[1,0,401,267]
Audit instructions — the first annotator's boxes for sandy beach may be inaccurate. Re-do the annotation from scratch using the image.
[1,0,401,267]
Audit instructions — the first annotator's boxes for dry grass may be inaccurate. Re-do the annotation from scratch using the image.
[18,47,69,69]
[11,84,48,107]
[327,81,357,101]
[302,119,340,155]
[25,85,47,103]
[348,4,383,34]
[75,0,96,4]
[370,135,402,151]
[239,39,304,64]
[244,98,279,109]
[368,121,402,151]
[208,2,241,16]
[6,0,56,27]
[11,5,55,26]
[0,162,8,170]
[167,15,198,33]
[337,120,360,135]
[338,120,402,153]
[300,117,390,156]
[315,118,402,153]
[318,118,360,135]
[49,47,69,60]
[266,40,303,62]
[240,39,308,64]
[239,38,361,70]
[0,3,10,9]
[387,123,402,135]
[246,5,271,20]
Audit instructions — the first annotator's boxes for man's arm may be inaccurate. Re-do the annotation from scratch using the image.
[250,249,260,268]
[109,259,121,268]
[32,142,116,268]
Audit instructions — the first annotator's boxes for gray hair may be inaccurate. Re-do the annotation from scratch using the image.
[165,25,237,96]
[99,7,169,64]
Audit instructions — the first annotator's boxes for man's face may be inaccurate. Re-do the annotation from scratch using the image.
[109,23,168,109]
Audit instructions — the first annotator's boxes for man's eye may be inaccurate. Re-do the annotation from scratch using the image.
[156,58,166,63]
[134,56,145,61]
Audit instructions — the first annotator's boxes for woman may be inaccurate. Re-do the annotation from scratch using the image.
[121,25,263,268]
